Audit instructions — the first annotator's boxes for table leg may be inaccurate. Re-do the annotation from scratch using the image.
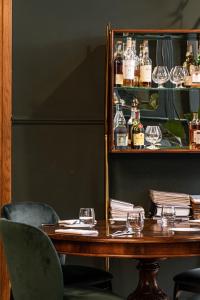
[127,259,168,300]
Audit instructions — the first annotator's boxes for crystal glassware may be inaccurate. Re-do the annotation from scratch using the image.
[79,208,95,227]
[126,211,144,235]
[170,66,188,88]
[152,66,169,88]
[145,126,162,149]
[161,205,176,227]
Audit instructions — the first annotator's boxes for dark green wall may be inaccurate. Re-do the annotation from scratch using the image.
[12,0,200,298]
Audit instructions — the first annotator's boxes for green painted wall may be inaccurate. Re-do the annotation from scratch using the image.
[12,0,200,298]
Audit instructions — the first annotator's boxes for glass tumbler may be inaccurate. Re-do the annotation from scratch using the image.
[126,211,144,234]
[161,205,175,227]
[79,208,95,227]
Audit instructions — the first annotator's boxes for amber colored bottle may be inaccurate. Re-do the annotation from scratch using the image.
[114,41,123,87]
[189,112,200,150]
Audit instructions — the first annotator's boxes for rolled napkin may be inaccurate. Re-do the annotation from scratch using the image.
[55,228,99,236]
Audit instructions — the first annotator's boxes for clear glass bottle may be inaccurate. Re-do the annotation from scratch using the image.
[123,37,135,87]
[132,40,140,87]
[114,41,123,87]
[139,40,152,87]
[127,98,139,147]
[114,115,128,150]
[113,98,126,130]
[189,112,200,150]
[131,109,144,149]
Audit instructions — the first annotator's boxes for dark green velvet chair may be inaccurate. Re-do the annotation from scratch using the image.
[173,268,200,299]
[0,219,124,300]
[1,202,113,289]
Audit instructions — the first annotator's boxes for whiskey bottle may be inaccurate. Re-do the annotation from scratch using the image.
[123,37,135,87]
[189,112,200,150]
[139,41,152,87]
[114,115,128,150]
[132,40,140,87]
[127,98,139,147]
[131,109,144,149]
[197,44,200,66]
[114,41,123,87]
[183,42,196,74]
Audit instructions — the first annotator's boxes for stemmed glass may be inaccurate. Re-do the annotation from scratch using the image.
[152,66,170,88]
[145,126,162,149]
[170,66,188,88]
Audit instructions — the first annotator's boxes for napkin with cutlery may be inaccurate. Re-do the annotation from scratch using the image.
[55,228,99,236]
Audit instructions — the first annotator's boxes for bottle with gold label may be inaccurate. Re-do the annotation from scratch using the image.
[131,109,144,149]
[189,112,200,150]
[127,98,139,147]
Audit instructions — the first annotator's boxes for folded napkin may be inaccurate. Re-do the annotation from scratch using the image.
[58,219,79,225]
[55,229,99,236]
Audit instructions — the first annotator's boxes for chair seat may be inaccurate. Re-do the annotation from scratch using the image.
[64,287,124,300]
[174,268,200,289]
[62,264,113,287]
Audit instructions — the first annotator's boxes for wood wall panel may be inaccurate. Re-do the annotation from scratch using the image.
[0,0,12,299]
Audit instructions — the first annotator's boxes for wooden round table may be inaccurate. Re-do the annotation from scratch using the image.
[43,219,200,300]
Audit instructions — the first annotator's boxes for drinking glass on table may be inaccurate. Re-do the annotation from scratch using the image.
[161,205,175,227]
[79,208,95,227]
[126,211,144,235]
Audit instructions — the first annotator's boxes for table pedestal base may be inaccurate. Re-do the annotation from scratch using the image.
[127,260,168,300]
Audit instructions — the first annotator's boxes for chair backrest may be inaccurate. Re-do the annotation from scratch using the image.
[1,202,60,227]
[0,219,64,300]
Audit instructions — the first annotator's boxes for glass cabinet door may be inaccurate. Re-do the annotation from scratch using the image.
[107,29,200,153]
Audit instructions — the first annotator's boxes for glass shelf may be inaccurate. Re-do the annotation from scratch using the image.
[114,86,200,92]
[110,147,200,154]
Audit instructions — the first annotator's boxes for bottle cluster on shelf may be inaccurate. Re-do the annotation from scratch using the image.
[113,96,200,151]
[114,37,200,89]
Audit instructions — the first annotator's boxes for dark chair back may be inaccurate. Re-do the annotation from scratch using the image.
[0,219,64,300]
[1,202,59,227]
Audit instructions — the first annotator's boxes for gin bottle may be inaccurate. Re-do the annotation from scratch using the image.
[114,115,128,150]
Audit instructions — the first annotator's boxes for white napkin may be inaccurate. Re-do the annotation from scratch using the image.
[58,219,79,225]
[55,228,99,236]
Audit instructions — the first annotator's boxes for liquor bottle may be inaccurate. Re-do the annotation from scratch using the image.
[131,108,144,149]
[113,97,126,130]
[114,41,123,87]
[139,40,152,87]
[189,112,200,150]
[123,37,135,87]
[127,98,139,147]
[183,42,196,75]
[132,40,140,87]
[197,44,200,66]
[114,114,128,150]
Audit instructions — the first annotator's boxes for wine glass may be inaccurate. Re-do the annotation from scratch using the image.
[145,126,162,149]
[152,66,169,88]
[170,66,188,88]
